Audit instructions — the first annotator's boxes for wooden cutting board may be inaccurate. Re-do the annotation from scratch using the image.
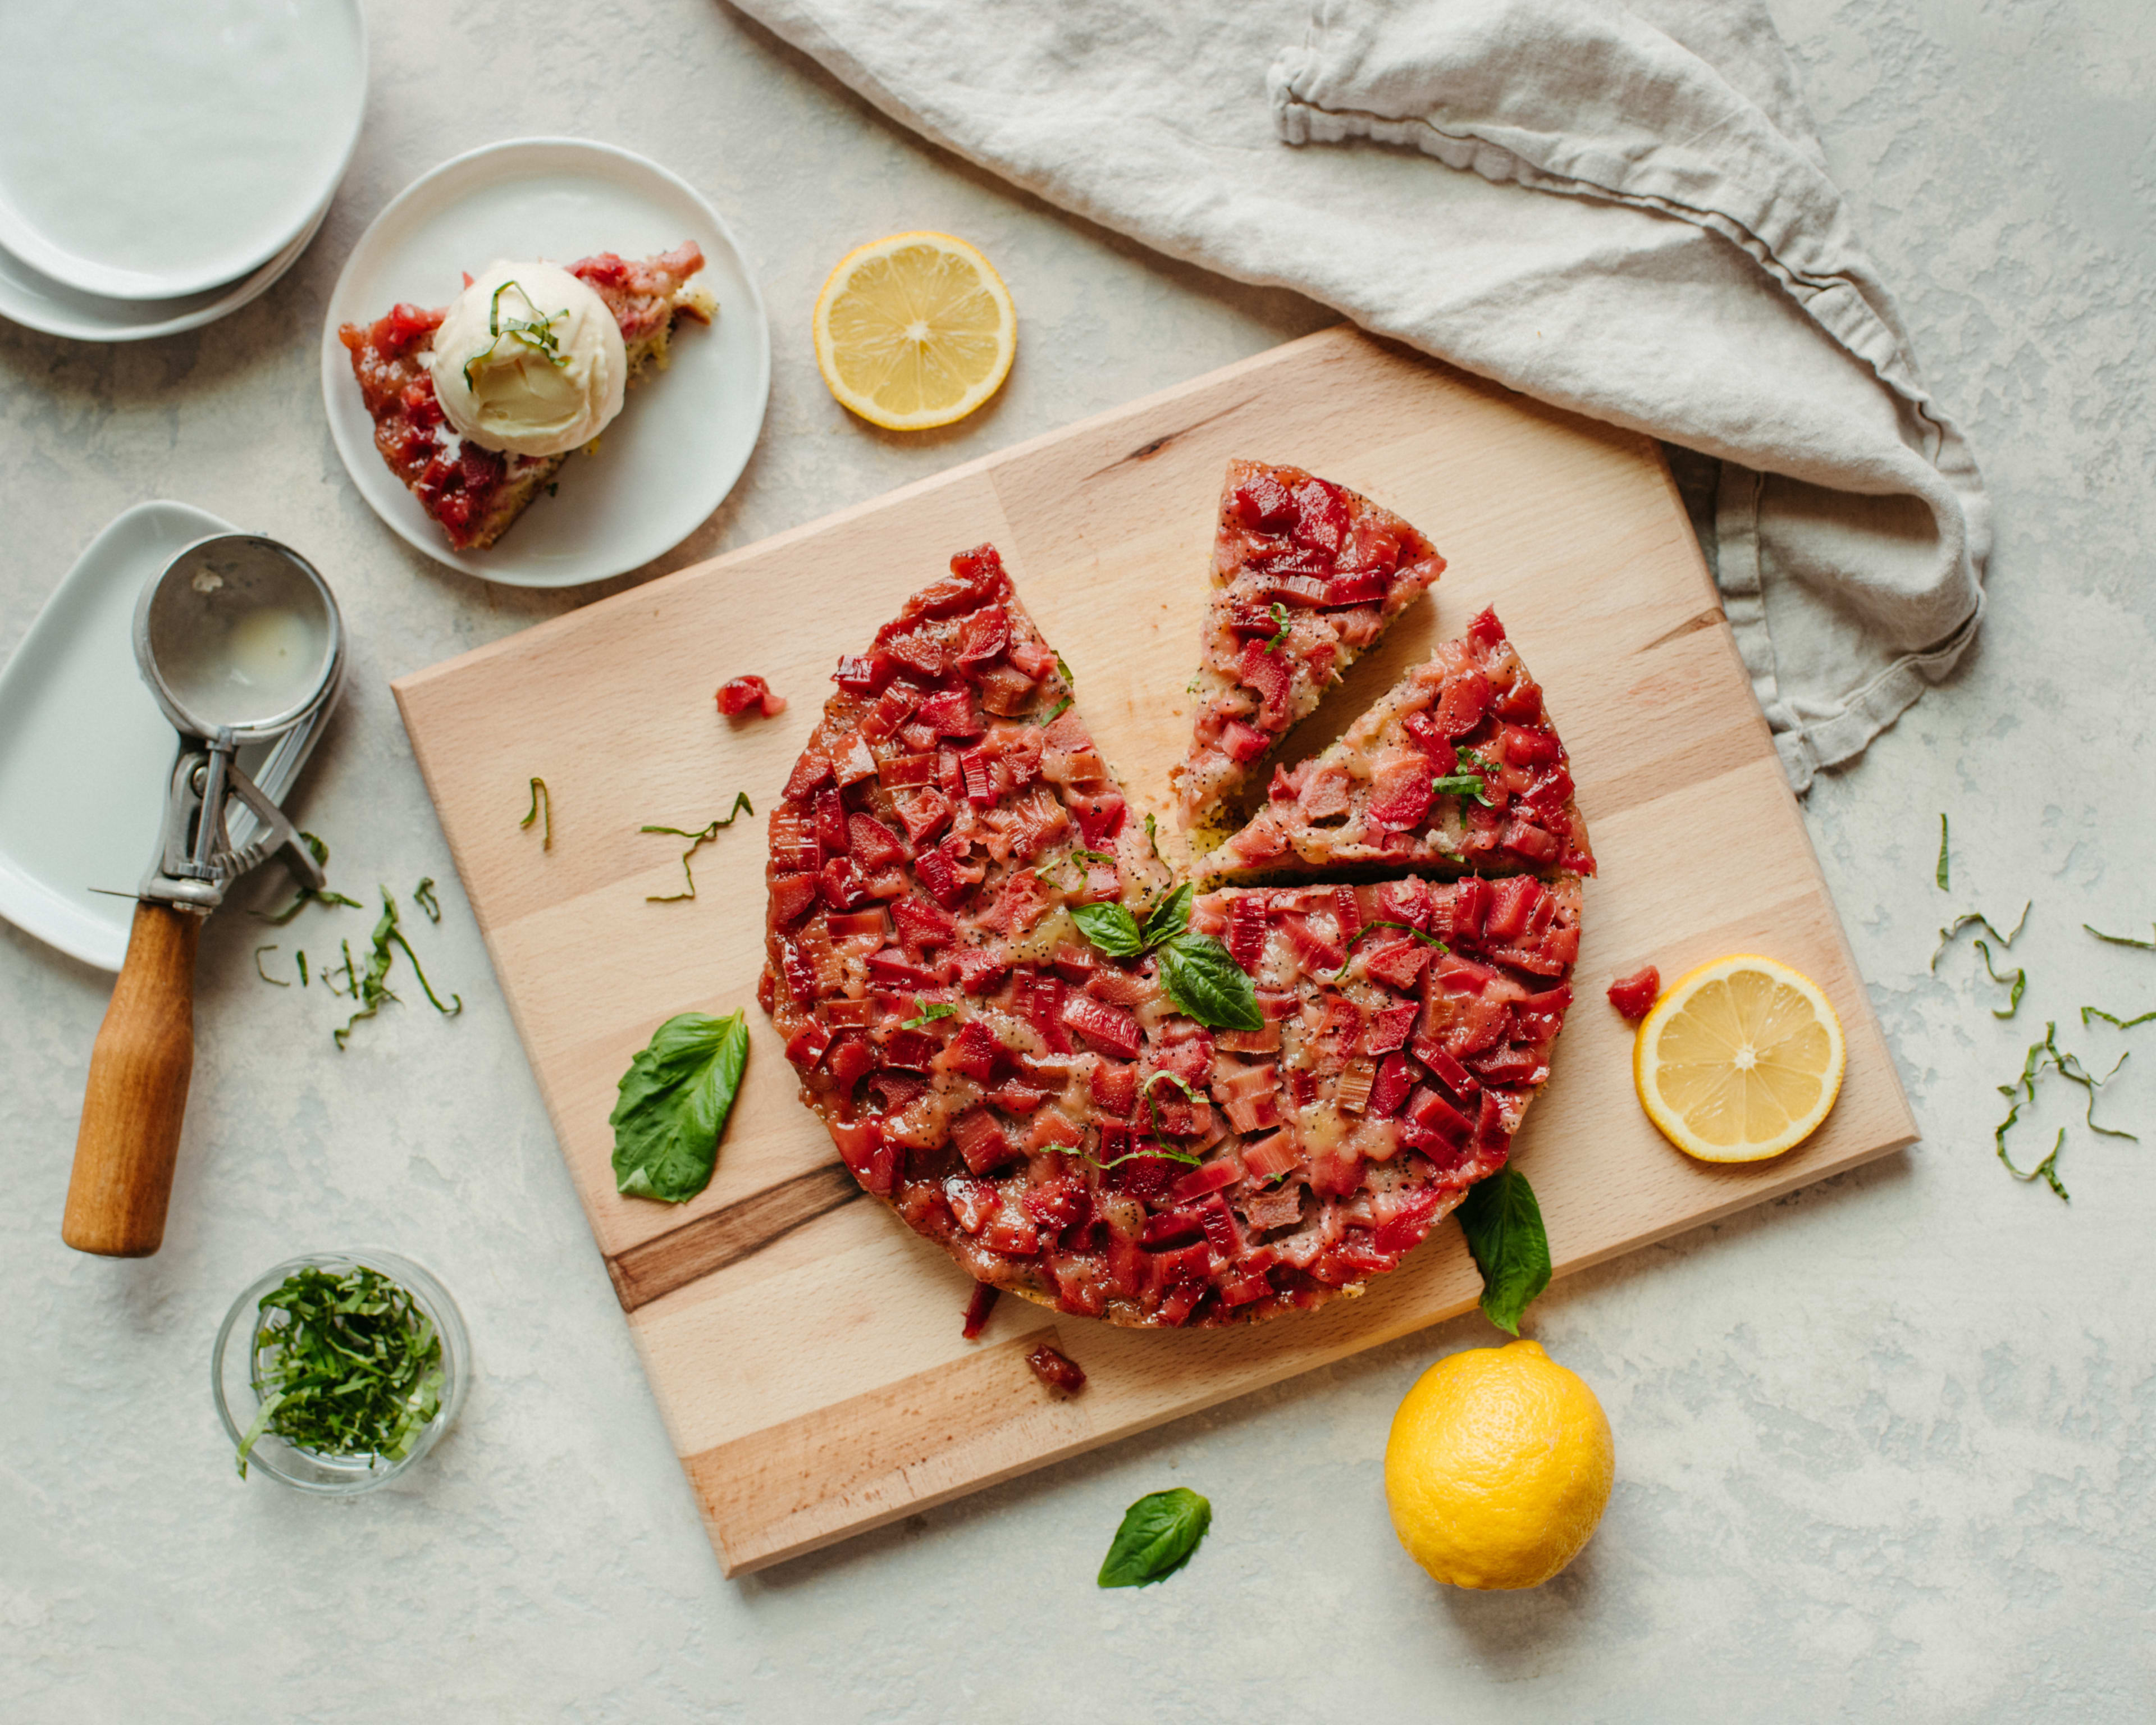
[394,326,1914,1576]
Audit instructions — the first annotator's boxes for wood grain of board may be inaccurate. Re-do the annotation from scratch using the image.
[393,326,1915,1577]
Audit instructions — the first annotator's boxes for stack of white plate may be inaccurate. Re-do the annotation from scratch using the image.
[0,0,366,344]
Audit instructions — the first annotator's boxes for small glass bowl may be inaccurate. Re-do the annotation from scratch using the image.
[212,1248,471,1495]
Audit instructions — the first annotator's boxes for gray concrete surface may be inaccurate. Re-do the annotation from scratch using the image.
[3,1,2152,1719]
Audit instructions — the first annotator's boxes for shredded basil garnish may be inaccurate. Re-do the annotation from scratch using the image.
[1261,601,1290,655]
[1432,770,1491,806]
[521,778,551,850]
[235,1264,444,1480]
[413,877,442,923]
[1935,814,1950,891]
[1931,902,2030,969]
[1971,938,2026,1019]
[1037,693,1074,727]
[2084,920,2156,950]
[254,830,363,924]
[901,997,960,1030]
[1994,1020,2135,1201]
[642,792,754,902]
[2082,1005,2156,1030]
[333,889,463,1049]
[252,944,290,987]
[462,279,571,390]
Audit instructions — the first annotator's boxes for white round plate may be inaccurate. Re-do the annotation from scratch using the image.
[0,0,365,301]
[0,194,330,345]
[321,138,770,590]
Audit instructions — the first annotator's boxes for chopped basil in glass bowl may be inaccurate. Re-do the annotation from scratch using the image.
[212,1249,470,1494]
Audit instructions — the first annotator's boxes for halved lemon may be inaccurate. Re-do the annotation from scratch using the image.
[812,231,1016,430]
[1633,955,1846,1162]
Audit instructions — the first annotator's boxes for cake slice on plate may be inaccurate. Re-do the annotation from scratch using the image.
[1208,607,1595,882]
[337,244,714,551]
[1169,460,1444,834]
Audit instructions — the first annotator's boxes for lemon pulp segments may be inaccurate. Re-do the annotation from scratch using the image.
[814,233,1015,430]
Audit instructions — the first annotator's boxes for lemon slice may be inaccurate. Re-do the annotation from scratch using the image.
[1633,954,1846,1162]
[812,232,1015,430]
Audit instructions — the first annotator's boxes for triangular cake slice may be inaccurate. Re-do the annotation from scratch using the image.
[1208,607,1595,881]
[1170,460,1444,833]
[760,545,1569,1329]
[337,244,714,551]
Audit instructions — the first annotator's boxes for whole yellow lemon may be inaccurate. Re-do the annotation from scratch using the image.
[1384,1338,1614,1590]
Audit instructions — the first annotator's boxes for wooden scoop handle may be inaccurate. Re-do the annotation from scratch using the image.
[63,901,203,1258]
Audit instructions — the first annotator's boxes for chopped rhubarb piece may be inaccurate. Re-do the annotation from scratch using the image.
[717,675,787,718]
[952,946,1010,995]
[913,845,966,910]
[1360,938,1433,992]
[876,752,938,790]
[1368,1053,1414,1120]
[979,1218,1040,1256]
[1240,1129,1300,1183]
[918,686,983,737]
[1336,1058,1376,1115]
[1141,1209,1205,1247]
[1494,676,1544,723]
[961,1281,1000,1339]
[953,1106,1018,1175]
[833,652,896,695]
[848,813,908,868]
[769,872,819,927]
[1413,1036,1478,1099]
[1501,819,1562,865]
[1025,1342,1087,1395]
[820,857,871,911]
[1607,965,1660,1021]
[1170,1156,1245,1203]
[1484,875,1541,941]
[942,1019,1006,1083]
[1405,1085,1474,1142]
[1226,895,1270,968]
[1371,1190,1443,1256]
[781,748,832,800]
[1069,789,1127,846]
[1219,718,1271,764]
[891,895,956,950]
[1061,993,1144,1059]
[1238,640,1296,728]
[784,1017,833,1066]
[1090,1058,1139,1116]
[1363,1002,1419,1056]
[1435,668,1491,738]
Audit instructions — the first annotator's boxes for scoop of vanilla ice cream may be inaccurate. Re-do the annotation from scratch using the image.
[428,261,627,458]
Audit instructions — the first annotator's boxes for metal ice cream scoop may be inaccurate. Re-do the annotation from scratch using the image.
[62,533,345,1258]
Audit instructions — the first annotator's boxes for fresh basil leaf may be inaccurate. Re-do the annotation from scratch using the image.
[1157,933,1263,1032]
[1140,882,1194,948]
[1072,901,1145,958]
[1431,772,1491,805]
[1456,1165,1551,1336]
[610,1010,748,1203]
[1097,1486,1212,1588]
